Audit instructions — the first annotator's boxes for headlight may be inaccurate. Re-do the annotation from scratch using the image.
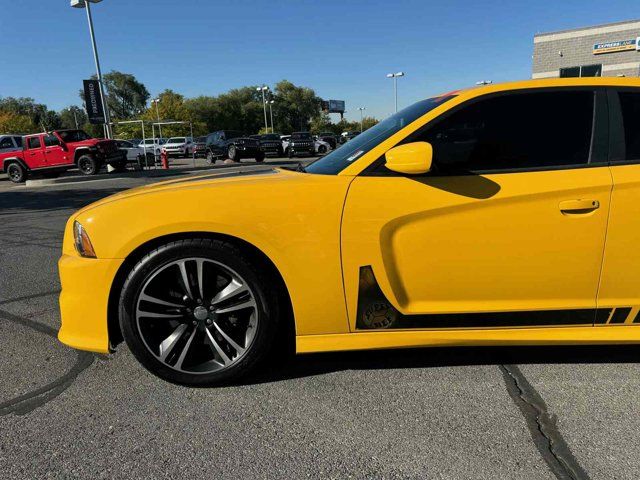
[73,221,97,258]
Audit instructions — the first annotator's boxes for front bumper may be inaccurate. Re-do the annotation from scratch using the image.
[58,253,124,354]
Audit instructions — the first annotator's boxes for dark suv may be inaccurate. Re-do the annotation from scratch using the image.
[287,132,315,158]
[251,133,284,157]
[318,132,338,149]
[205,130,264,163]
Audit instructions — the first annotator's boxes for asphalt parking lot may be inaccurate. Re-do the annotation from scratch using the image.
[2,161,640,479]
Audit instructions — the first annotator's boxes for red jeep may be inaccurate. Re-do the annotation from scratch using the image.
[0,129,126,183]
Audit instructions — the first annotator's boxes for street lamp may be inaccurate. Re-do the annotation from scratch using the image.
[357,107,366,132]
[267,100,275,133]
[152,98,162,139]
[71,0,112,138]
[256,86,269,132]
[386,71,405,113]
[475,80,493,85]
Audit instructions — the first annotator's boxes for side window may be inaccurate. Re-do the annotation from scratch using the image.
[27,136,42,149]
[14,136,23,147]
[0,137,14,149]
[44,134,60,147]
[617,92,640,161]
[413,90,594,173]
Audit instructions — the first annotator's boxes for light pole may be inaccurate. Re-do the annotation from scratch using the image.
[257,86,269,132]
[357,107,366,132]
[475,80,493,86]
[67,108,79,129]
[386,71,405,113]
[267,100,275,133]
[71,0,112,138]
[152,98,162,139]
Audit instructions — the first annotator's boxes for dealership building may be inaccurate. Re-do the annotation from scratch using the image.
[533,19,640,79]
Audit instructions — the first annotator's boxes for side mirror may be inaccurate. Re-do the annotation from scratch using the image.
[385,141,433,175]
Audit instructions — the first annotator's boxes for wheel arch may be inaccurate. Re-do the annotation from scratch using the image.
[106,231,295,354]
[74,147,93,163]
[2,156,28,172]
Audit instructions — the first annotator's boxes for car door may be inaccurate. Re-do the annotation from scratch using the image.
[597,89,640,325]
[24,135,46,168]
[43,133,69,166]
[341,88,612,331]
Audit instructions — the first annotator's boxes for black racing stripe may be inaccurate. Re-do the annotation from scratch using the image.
[356,266,608,330]
[609,307,632,324]
[595,308,613,324]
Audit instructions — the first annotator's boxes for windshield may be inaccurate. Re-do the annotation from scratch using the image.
[292,132,312,139]
[58,130,92,142]
[225,131,244,139]
[261,134,281,140]
[167,137,186,144]
[195,137,206,143]
[306,95,455,175]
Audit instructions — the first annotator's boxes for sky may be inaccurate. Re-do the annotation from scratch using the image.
[1,0,639,122]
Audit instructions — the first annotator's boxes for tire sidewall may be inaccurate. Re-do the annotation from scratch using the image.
[78,155,99,175]
[119,240,278,386]
[7,163,26,183]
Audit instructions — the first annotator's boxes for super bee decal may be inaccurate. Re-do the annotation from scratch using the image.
[355,266,637,330]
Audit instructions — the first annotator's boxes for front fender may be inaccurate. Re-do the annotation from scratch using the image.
[67,171,354,335]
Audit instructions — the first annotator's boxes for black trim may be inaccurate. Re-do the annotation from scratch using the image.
[609,307,631,324]
[633,311,640,324]
[363,86,609,178]
[607,89,626,163]
[356,265,613,330]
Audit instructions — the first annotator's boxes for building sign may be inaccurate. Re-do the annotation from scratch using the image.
[82,79,105,124]
[593,39,638,55]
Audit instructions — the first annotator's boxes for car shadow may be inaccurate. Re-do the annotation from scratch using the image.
[240,344,640,386]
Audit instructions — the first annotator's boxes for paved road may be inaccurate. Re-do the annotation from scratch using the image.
[1,163,639,479]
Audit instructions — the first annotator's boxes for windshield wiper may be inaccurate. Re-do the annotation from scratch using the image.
[296,162,306,173]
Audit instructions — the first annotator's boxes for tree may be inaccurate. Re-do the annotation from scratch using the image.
[79,71,149,121]
[272,80,321,133]
[0,112,36,134]
[0,96,60,131]
[59,106,88,130]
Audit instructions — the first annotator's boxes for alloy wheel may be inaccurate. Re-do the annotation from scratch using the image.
[135,258,258,374]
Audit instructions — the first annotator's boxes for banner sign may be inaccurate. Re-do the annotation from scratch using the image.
[83,79,105,124]
[593,39,637,55]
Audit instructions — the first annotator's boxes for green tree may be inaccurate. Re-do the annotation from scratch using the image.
[0,97,60,131]
[80,71,150,120]
[59,106,88,130]
[0,112,36,134]
[272,80,321,133]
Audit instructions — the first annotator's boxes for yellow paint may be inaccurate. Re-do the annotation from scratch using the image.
[58,77,640,356]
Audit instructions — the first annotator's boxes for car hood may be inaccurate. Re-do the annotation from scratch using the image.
[73,167,289,216]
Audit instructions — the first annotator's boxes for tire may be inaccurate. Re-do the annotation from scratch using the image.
[255,152,265,163]
[145,152,155,167]
[119,238,280,386]
[318,145,327,154]
[6,162,27,183]
[278,147,284,157]
[77,155,100,175]
[206,151,215,165]
[228,145,240,162]
[288,148,293,159]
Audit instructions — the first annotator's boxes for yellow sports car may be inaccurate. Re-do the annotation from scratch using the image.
[59,77,640,385]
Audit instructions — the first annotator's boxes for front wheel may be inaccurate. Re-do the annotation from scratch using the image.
[7,162,27,183]
[318,145,327,154]
[255,152,265,163]
[206,151,215,165]
[77,155,100,175]
[228,145,240,162]
[119,239,280,386]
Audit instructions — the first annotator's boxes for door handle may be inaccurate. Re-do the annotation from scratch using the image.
[559,199,600,214]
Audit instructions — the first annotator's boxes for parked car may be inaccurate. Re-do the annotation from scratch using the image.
[251,133,284,157]
[128,138,142,147]
[138,138,167,156]
[313,136,331,154]
[342,131,360,142]
[192,136,208,158]
[0,129,126,183]
[205,130,264,163]
[115,139,154,167]
[317,132,338,149]
[0,135,23,154]
[162,137,193,158]
[287,132,316,158]
[57,77,640,387]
